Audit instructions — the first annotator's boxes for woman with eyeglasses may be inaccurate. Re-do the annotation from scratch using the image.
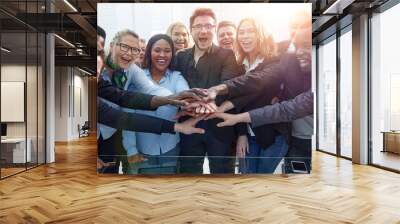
[100,29,178,174]
[128,34,190,174]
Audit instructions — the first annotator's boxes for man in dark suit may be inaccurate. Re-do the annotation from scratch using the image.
[174,8,243,174]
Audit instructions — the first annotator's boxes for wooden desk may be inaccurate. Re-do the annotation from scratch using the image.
[1,138,31,163]
[382,131,400,154]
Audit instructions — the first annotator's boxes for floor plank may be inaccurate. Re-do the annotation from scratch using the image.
[1,136,400,224]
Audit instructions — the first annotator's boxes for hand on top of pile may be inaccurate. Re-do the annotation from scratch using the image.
[174,87,231,119]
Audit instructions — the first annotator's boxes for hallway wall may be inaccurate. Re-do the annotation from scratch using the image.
[54,67,89,141]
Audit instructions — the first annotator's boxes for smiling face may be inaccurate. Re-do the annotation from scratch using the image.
[151,39,172,73]
[237,21,258,55]
[295,47,311,73]
[138,40,146,65]
[217,26,236,50]
[110,34,139,69]
[292,17,312,73]
[171,25,189,51]
[191,15,216,51]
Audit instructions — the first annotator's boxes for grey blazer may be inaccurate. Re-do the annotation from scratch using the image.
[248,90,313,128]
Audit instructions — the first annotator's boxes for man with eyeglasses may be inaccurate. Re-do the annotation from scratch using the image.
[173,8,244,174]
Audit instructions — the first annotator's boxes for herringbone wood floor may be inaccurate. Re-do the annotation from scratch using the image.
[1,136,400,224]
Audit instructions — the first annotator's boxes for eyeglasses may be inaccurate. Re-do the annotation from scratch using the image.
[117,43,140,55]
[192,24,216,31]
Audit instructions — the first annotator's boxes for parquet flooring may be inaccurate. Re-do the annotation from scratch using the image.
[1,136,400,223]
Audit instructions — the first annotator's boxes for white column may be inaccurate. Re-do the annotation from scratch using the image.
[352,14,369,164]
[46,32,55,163]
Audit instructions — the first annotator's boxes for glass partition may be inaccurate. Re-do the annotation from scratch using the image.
[1,31,28,177]
[97,155,310,175]
[317,35,337,154]
[0,1,46,179]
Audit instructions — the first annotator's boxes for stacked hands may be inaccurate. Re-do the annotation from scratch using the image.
[122,87,248,165]
[171,87,228,120]
[170,87,243,134]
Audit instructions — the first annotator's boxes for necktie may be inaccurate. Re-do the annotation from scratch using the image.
[112,69,127,89]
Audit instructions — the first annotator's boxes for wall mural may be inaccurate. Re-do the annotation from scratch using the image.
[96,3,313,175]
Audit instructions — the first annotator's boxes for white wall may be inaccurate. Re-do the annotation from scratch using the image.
[98,3,311,46]
[1,64,45,163]
[55,66,69,141]
[54,67,89,141]
[1,65,40,138]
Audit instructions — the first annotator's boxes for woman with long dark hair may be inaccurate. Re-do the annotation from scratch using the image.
[130,34,190,174]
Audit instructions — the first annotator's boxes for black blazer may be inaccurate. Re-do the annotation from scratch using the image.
[224,53,311,145]
[229,57,284,149]
[174,44,245,143]
[97,78,174,134]
[98,78,155,110]
[279,53,311,99]
[97,98,175,134]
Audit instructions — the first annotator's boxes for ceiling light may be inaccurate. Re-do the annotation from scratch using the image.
[323,0,355,15]
[63,0,78,12]
[78,67,93,76]
[1,47,11,53]
[54,34,75,48]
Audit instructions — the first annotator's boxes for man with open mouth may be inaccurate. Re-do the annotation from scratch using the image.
[217,20,237,56]
[173,8,244,174]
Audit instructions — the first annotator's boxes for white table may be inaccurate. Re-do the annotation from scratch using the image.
[1,138,31,163]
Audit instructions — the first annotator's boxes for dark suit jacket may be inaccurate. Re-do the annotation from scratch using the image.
[228,57,283,149]
[97,98,175,134]
[223,53,310,104]
[97,78,174,134]
[279,53,311,99]
[277,40,291,56]
[223,52,312,142]
[174,44,245,143]
[224,57,282,99]
[98,78,155,110]
[97,98,174,134]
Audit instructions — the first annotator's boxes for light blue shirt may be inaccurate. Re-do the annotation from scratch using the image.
[98,64,171,156]
[130,69,189,155]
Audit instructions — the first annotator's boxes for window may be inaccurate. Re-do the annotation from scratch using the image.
[339,28,352,158]
[317,36,337,154]
[371,3,400,171]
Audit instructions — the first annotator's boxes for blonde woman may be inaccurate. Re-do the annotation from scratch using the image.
[221,18,287,173]
[166,22,192,52]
